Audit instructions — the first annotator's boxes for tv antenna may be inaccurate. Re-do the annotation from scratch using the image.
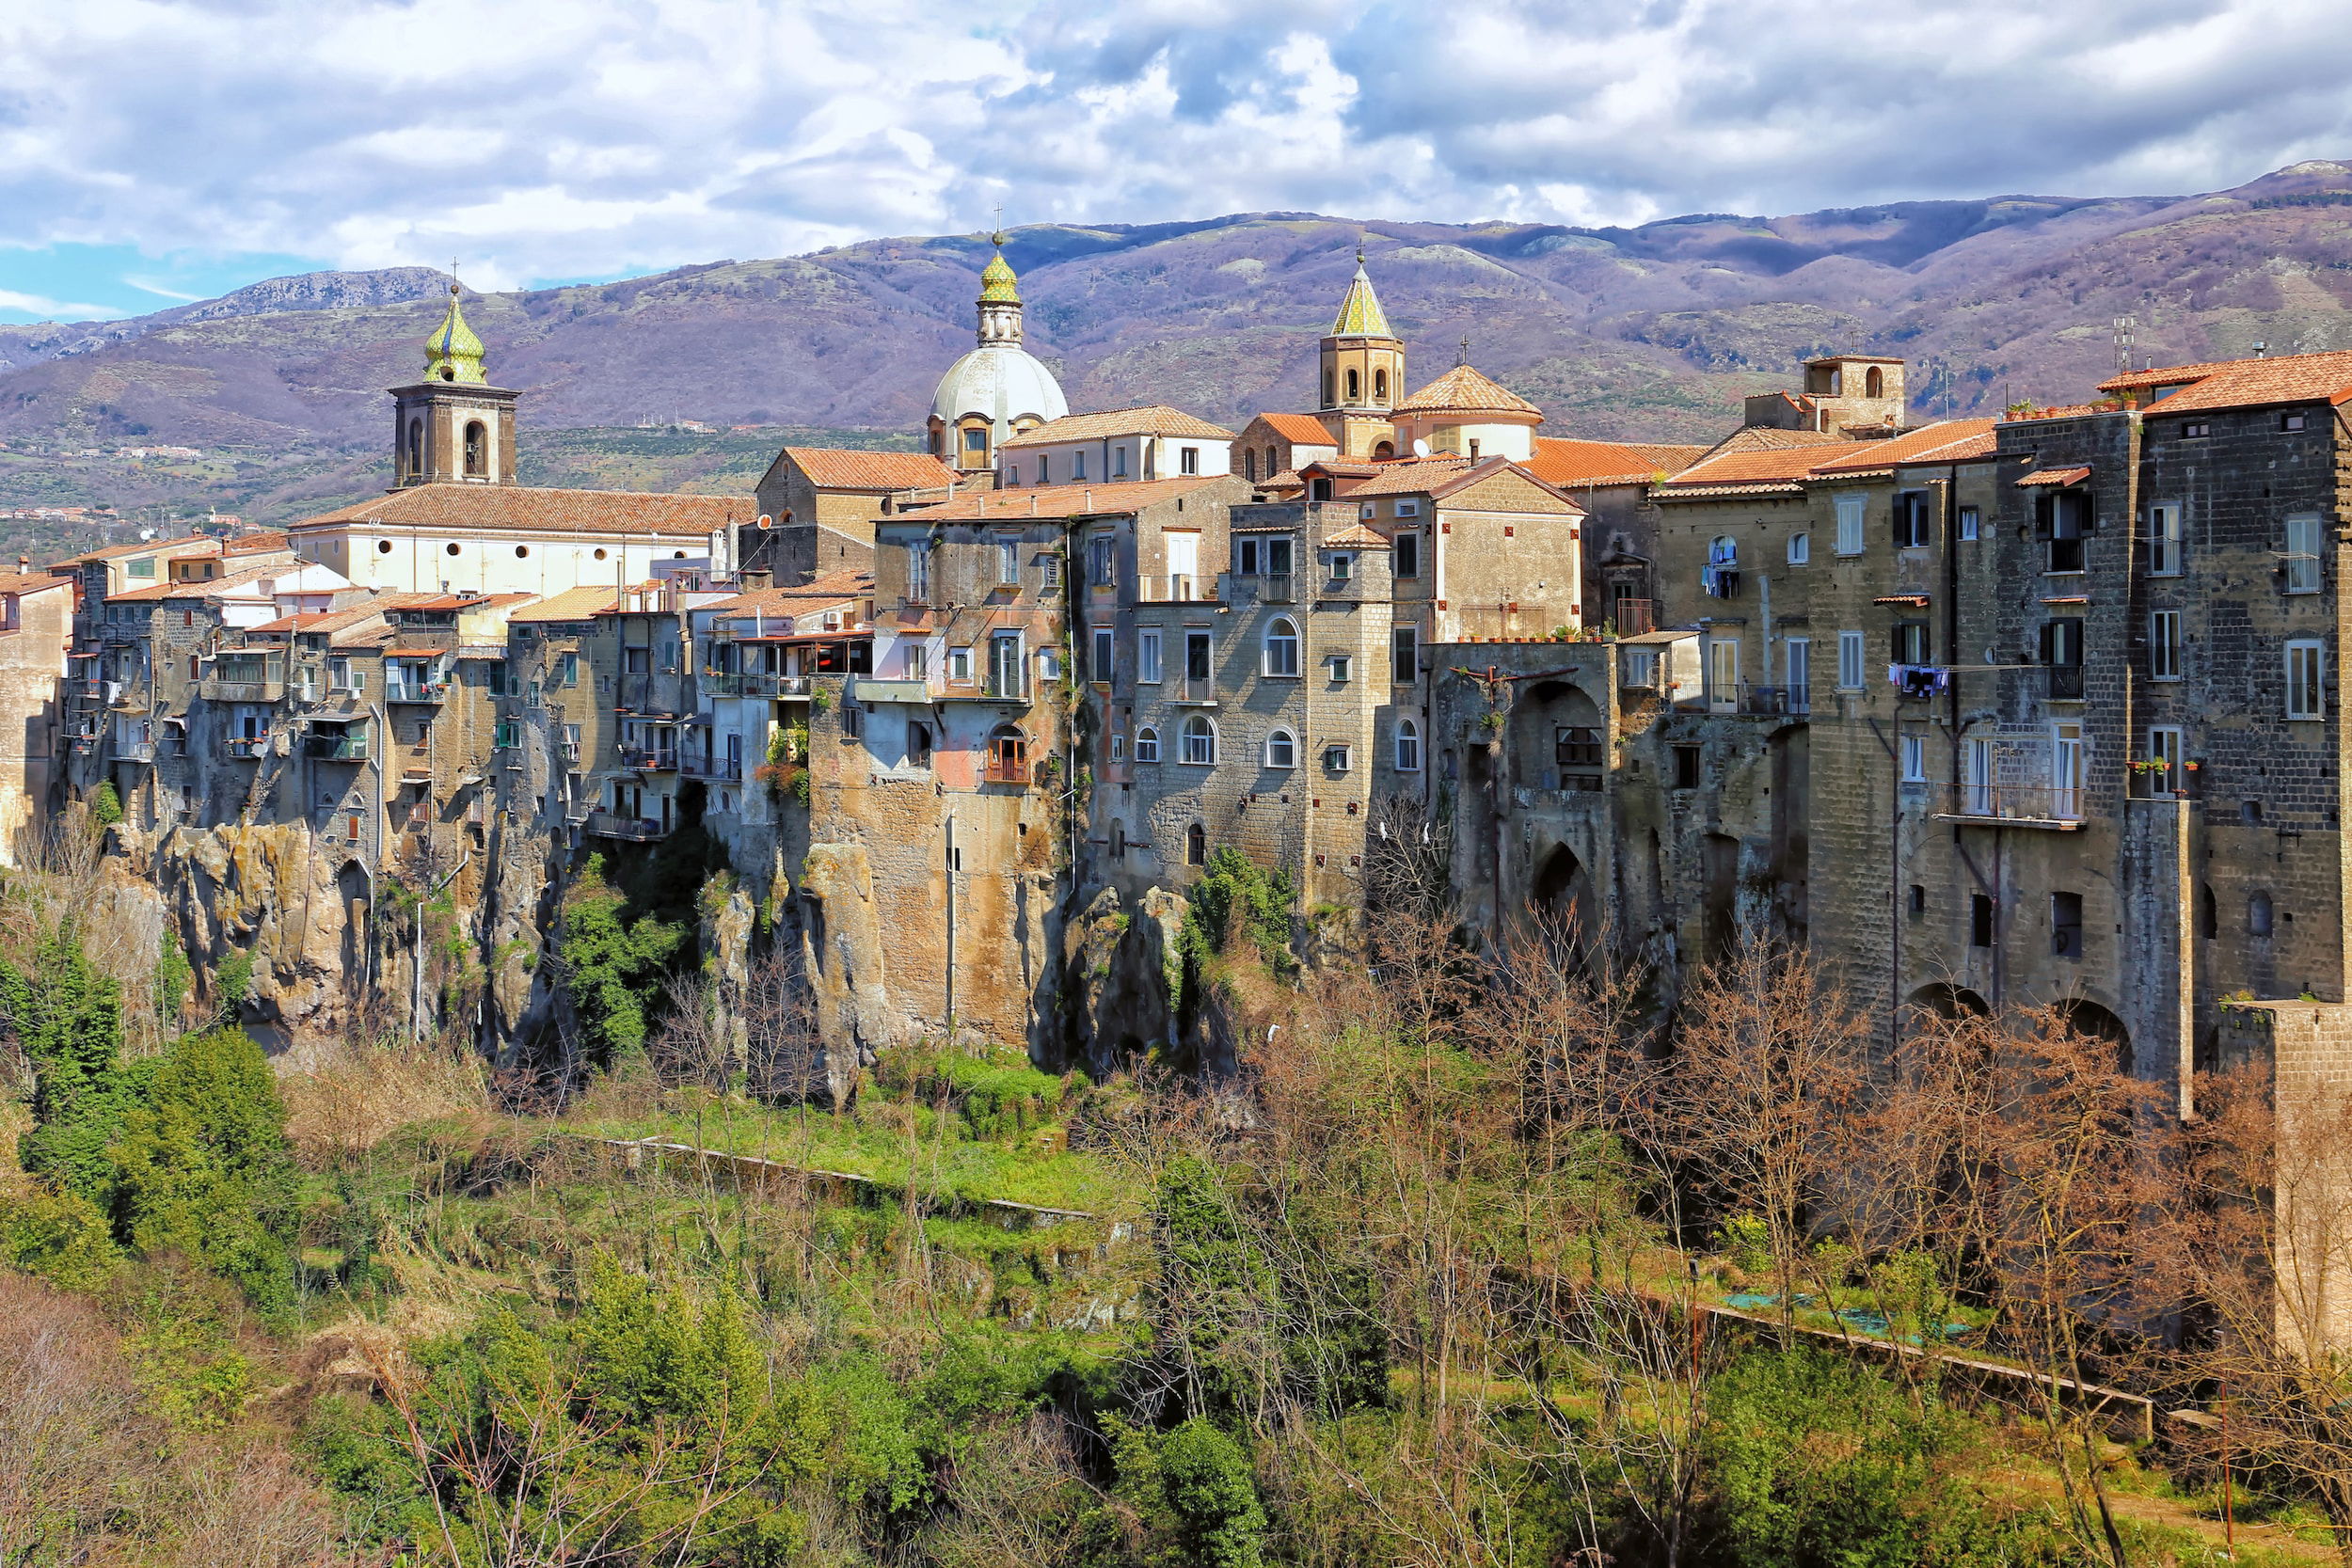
[2112,315,2134,375]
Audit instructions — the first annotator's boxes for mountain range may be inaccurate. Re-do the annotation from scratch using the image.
[7,158,2352,527]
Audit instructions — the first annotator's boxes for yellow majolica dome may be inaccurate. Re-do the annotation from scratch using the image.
[424,284,487,384]
[978,232,1021,305]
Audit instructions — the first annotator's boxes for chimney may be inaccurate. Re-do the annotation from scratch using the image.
[15,555,26,576]
[742,568,772,593]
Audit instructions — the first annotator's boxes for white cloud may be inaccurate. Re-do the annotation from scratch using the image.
[0,0,2348,291]
[0,288,125,319]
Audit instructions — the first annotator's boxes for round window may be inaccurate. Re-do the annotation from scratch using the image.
[445,542,461,557]
[376,540,393,554]
[594,548,609,562]
[515,546,529,559]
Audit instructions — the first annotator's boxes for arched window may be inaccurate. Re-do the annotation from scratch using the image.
[988,723,1026,782]
[1323,370,1335,405]
[1371,441,1394,460]
[1185,822,1206,865]
[1134,725,1161,762]
[1181,713,1216,765]
[1244,449,1257,483]
[1266,728,1296,768]
[1709,536,1738,566]
[1866,366,1884,399]
[1265,447,1279,478]
[1395,718,1422,772]
[1345,368,1360,401]
[1375,368,1389,401]
[2250,891,2275,938]
[1263,617,1299,676]
[405,418,423,475]
[463,420,487,477]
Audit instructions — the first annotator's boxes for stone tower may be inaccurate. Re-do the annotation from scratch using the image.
[390,284,519,487]
[1318,251,1407,459]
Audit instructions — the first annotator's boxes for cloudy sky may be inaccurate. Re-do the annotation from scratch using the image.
[4,0,2351,322]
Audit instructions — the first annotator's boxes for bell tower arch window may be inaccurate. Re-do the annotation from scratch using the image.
[405,418,423,477]
[463,420,487,478]
[1374,367,1388,402]
[1345,368,1360,402]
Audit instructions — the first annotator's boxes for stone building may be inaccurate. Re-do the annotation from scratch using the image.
[745,448,960,587]
[997,407,1235,488]
[0,572,74,866]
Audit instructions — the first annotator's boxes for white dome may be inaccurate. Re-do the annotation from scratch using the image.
[930,342,1067,439]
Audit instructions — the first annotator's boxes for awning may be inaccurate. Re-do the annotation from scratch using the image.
[2017,466,2092,488]
[1873,594,1931,607]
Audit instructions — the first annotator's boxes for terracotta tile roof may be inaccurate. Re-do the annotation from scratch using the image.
[104,564,285,603]
[1255,469,1306,491]
[902,475,1229,521]
[1320,522,1391,548]
[1914,431,1997,462]
[246,611,334,633]
[2100,349,2352,412]
[290,483,754,537]
[1527,437,1709,487]
[1811,419,1998,473]
[2017,466,2094,488]
[998,406,1234,449]
[508,587,622,622]
[1250,412,1341,447]
[1659,445,1837,493]
[49,532,216,571]
[1708,426,1851,453]
[222,531,291,555]
[0,572,72,596]
[2002,402,2125,422]
[1393,363,1543,418]
[705,570,875,618]
[777,448,959,491]
[1330,455,1584,512]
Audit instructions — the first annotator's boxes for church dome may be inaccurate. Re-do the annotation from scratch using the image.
[929,341,1068,432]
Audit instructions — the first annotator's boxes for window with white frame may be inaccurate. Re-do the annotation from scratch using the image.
[1323,743,1352,771]
[1327,652,1352,683]
[1135,725,1161,762]
[1394,718,1422,772]
[2147,503,2182,576]
[947,645,972,682]
[1391,626,1418,684]
[1900,732,1927,783]
[1137,628,1162,684]
[1958,506,1980,542]
[995,536,1020,585]
[1263,617,1300,676]
[1835,493,1867,556]
[1623,648,1659,688]
[1328,552,1353,580]
[1092,626,1114,681]
[1395,499,1420,517]
[1837,629,1866,690]
[1110,731,1125,761]
[1788,531,1809,565]
[2285,514,2323,593]
[1787,639,1811,713]
[907,543,932,601]
[905,643,928,682]
[1180,447,1200,475]
[1087,534,1116,587]
[2149,610,2182,680]
[2286,639,2325,719]
[2147,725,2183,791]
[1181,713,1216,765]
[1265,728,1297,768]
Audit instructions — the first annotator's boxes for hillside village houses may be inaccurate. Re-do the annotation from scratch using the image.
[25,232,2352,1309]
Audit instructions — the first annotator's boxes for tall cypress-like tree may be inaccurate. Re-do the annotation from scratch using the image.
[8,920,132,1202]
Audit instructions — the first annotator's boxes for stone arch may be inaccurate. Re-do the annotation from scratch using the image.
[1701,832,1740,961]
[336,858,372,992]
[1531,842,1595,953]
[1865,365,1884,398]
[2056,997,2133,1075]
[1905,982,1990,1022]
[1511,678,1603,789]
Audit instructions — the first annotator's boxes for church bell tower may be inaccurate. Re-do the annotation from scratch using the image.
[1319,250,1406,459]
[389,283,520,487]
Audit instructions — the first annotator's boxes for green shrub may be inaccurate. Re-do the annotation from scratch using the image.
[558,854,686,1067]
[1181,847,1295,977]
[0,1184,119,1289]
[90,782,122,825]
[8,921,134,1203]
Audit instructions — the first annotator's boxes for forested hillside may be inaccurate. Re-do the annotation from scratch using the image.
[4,827,2345,1567]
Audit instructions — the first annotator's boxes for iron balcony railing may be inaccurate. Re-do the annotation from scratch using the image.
[584,811,665,841]
[1613,598,1656,635]
[225,734,271,759]
[113,739,155,763]
[307,732,369,762]
[1933,783,2085,827]
[1694,684,1808,716]
[2047,665,2086,700]
[701,672,808,697]
[199,676,283,703]
[384,680,449,705]
[618,746,679,772]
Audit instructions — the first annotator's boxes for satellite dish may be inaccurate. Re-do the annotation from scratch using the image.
[1411,437,1430,458]
[756,514,773,530]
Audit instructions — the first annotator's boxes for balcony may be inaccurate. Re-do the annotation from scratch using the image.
[1612,598,1655,636]
[702,672,808,698]
[113,739,155,764]
[1232,570,1293,604]
[1176,674,1218,705]
[618,746,679,772]
[848,678,930,705]
[1696,684,1806,717]
[1136,574,1210,603]
[2047,666,2086,700]
[982,757,1031,786]
[199,676,283,704]
[937,682,1029,705]
[584,811,666,842]
[680,755,740,783]
[307,732,369,762]
[224,734,271,760]
[1931,784,2085,831]
[385,681,449,705]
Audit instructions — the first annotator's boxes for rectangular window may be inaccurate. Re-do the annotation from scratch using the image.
[1893,622,1931,666]
[1328,553,1353,580]
[1040,554,1061,590]
[557,651,579,687]
[1837,629,1866,690]
[1786,639,1811,713]
[1180,447,1200,475]
[1165,531,1199,591]
[1674,745,1701,790]
[2147,503,2182,576]
[1092,626,1114,682]
[2040,490,2090,572]
[1835,492,1867,555]
[2284,412,2310,433]
[1087,535,1115,587]
[996,537,1021,587]
[947,645,972,682]
[2284,513,2323,593]
[1787,531,1809,565]
[1970,894,1994,947]
[1893,490,1930,548]
[1394,531,1421,578]
[2149,610,2182,680]
[2286,638,2325,720]
[1707,638,1739,710]
[1327,653,1351,683]
[2180,420,2211,439]
[904,643,927,682]
[2051,891,2083,958]
[2041,618,2085,698]
[1137,628,1162,684]
[2052,721,2084,818]
[1900,732,1927,782]
[1234,537,1260,576]
[1622,648,1659,689]
[1185,629,1212,683]
[1036,455,1049,484]
[989,632,1024,697]
[1958,506,1980,543]
[1072,450,1088,481]
[1112,445,1128,478]
[906,542,931,601]
[1394,499,1421,518]
[1391,626,1418,686]
[2147,725,2183,792]
[1965,736,1994,815]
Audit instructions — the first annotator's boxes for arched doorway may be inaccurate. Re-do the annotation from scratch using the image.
[1531,843,1594,952]
[1904,982,1990,1022]
[2056,998,2133,1075]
